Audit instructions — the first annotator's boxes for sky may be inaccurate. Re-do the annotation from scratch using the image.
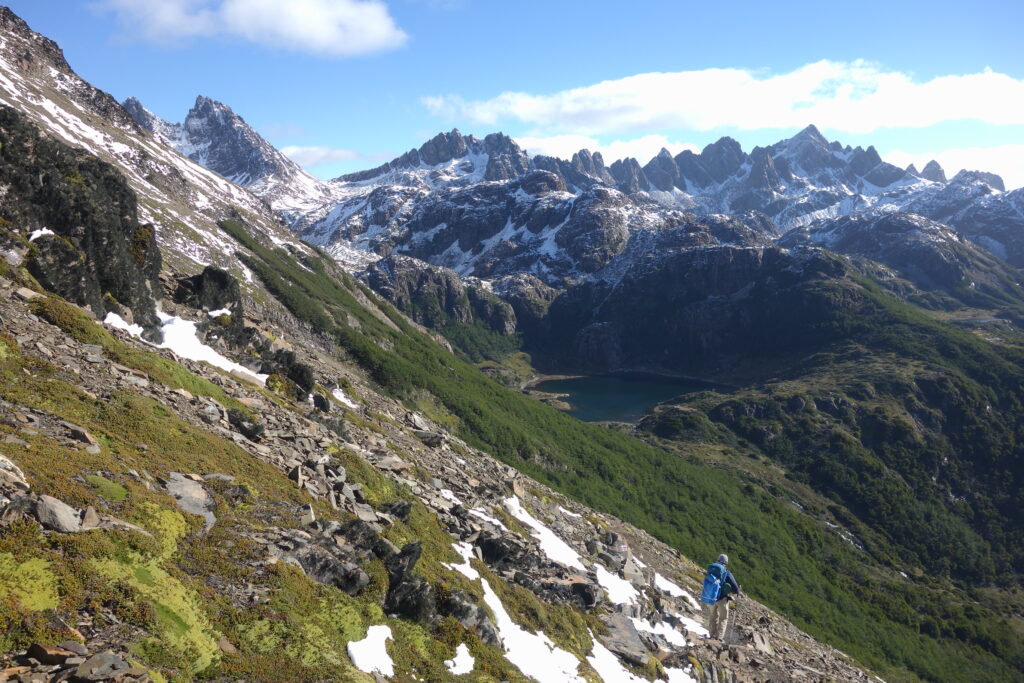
[5,0,1024,189]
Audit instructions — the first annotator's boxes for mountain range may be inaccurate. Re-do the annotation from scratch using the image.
[1,5,1023,682]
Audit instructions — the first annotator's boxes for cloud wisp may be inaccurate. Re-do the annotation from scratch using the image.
[281,145,363,166]
[93,0,407,57]
[424,60,1024,136]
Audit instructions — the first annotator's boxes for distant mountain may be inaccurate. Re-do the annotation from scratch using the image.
[122,95,339,224]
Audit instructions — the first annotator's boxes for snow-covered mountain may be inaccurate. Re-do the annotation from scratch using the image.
[0,8,307,278]
[124,89,1021,278]
[122,95,340,225]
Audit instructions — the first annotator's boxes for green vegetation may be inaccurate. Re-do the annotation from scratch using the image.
[440,319,523,364]
[217,217,1023,680]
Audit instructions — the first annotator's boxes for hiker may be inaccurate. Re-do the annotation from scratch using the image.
[700,553,741,641]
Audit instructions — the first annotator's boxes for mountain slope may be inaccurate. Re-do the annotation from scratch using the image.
[2,6,1023,681]
[0,7,303,279]
[122,95,340,225]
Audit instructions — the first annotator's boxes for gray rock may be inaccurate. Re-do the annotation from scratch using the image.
[599,612,649,666]
[412,430,445,448]
[62,421,96,445]
[438,589,501,647]
[164,472,216,532]
[299,503,316,527]
[74,651,129,680]
[292,544,369,595]
[14,286,41,300]
[35,495,81,532]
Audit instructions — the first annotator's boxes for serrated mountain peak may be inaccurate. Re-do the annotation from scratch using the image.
[920,159,947,183]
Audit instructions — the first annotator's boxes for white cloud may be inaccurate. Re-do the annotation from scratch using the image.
[93,0,407,56]
[281,145,362,166]
[515,134,697,164]
[885,145,1024,191]
[424,60,1024,135]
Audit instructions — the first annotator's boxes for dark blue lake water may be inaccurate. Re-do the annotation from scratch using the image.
[533,374,725,423]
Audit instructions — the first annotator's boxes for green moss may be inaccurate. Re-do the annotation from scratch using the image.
[85,474,128,503]
[0,553,58,611]
[96,553,221,675]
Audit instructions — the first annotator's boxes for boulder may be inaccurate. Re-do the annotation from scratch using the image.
[384,542,436,622]
[293,544,369,596]
[35,495,80,532]
[74,652,129,681]
[599,612,649,666]
[438,589,501,647]
[227,408,265,442]
[164,472,216,532]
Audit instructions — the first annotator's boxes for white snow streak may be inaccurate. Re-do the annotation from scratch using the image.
[156,311,268,384]
[504,497,585,570]
[28,228,54,242]
[445,543,585,682]
[103,312,144,337]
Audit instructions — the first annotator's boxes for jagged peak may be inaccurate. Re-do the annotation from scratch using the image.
[950,169,1005,192]
[920,160,947,183]
[701,136,743,157]
[791,124,828,144]
[906,163,919,176]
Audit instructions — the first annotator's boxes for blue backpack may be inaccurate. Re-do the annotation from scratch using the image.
[700,562,729,605]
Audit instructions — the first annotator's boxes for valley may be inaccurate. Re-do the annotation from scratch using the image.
[0,4,1022,682]
[529,375,730,424]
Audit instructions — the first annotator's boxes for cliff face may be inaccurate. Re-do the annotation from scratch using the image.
[0,106,162,338]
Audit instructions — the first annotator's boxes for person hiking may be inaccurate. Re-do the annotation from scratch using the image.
[700,553,741,641]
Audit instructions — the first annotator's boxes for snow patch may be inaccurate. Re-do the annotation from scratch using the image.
[156,311,268,384]
[439,488,464,505]
[664,665,699,683]
[28,228,54,242]
[103,312,144,338]
[631,617,687,648]
[347,625,394,677]
[655,572,699,609]
[331,387,357,408]
[594,564,639,605]
[469,508,507,530]
[445,643,474,675]
[558,505,582,518]
[504,496,585,570]
[207,308,231,318]
[672,612,708,638]
[445,543,584,681]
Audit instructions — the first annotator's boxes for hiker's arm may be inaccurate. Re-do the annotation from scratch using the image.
[727,573,741,594]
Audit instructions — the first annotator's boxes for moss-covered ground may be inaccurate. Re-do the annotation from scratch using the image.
[0,307,559,682]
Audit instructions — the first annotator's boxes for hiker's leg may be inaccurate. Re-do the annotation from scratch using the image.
[704,603,718,638]
[719,600,731,642]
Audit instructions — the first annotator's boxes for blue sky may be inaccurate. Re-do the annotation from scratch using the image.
[6,0,1024,187]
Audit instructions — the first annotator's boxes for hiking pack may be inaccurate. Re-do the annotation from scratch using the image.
[700,561,730,605]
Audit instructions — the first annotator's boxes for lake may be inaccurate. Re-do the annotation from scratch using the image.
[532,374,727,423]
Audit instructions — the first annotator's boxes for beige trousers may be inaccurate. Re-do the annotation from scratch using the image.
[703,599,730,640]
